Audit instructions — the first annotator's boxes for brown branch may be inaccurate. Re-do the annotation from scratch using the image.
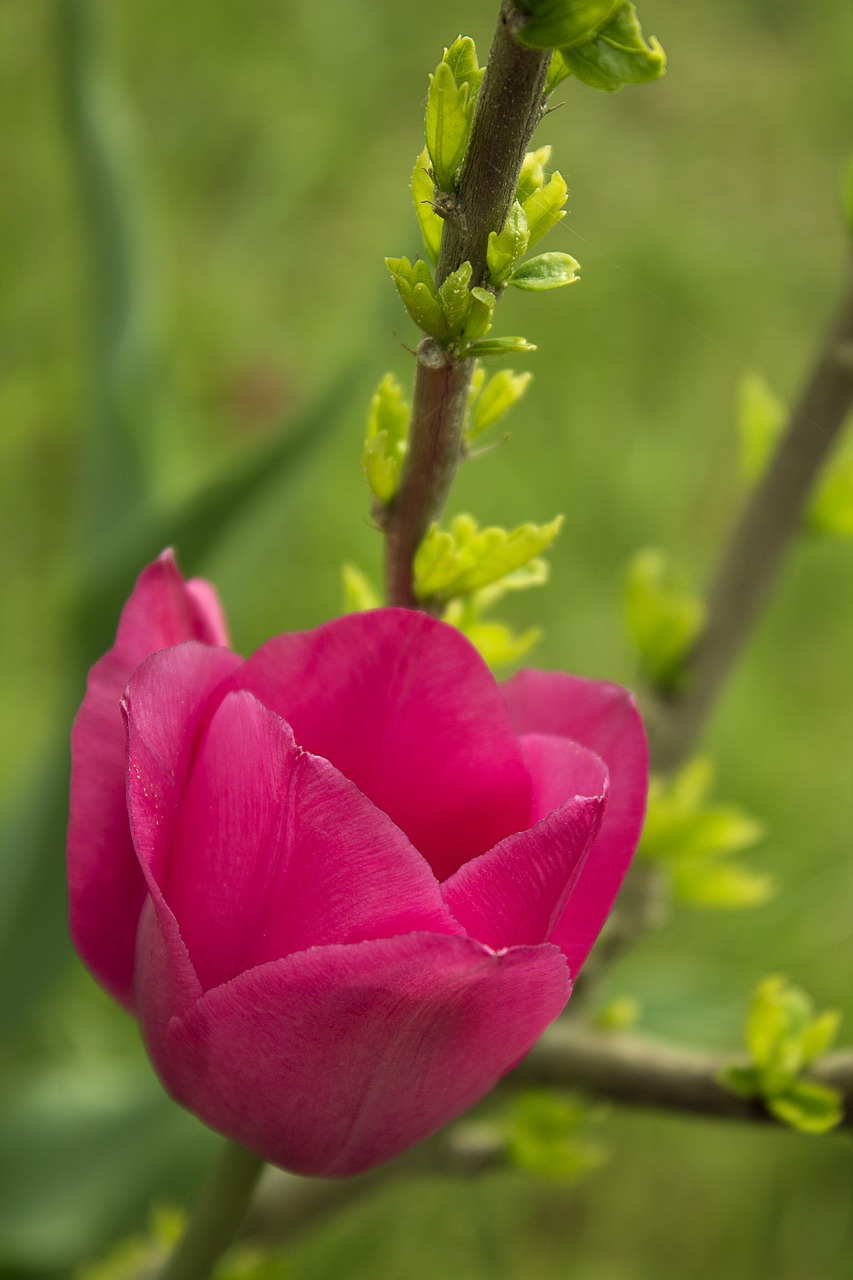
[382,5,551,606]
[514,1021,853,1127]
[649,274,853,771]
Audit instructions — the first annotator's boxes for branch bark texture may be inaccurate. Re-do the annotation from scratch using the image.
[383,6,551,606]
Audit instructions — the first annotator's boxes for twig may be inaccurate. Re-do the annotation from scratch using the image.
[382,5,551,606]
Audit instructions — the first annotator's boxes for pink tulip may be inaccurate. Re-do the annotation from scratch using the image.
[68,551,647,1177]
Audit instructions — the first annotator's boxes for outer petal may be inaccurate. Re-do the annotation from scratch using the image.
[443,736,607,952]
[227,610,532,880]
[500,671,648,974]
[140,932,570,1177]
[68,551,230,1006]
[165,690,463,991]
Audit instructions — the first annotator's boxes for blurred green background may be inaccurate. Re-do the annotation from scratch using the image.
[2,0,853,1276]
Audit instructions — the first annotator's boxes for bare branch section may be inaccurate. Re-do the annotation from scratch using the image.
[382,6,551,606]
[650,275,853,771]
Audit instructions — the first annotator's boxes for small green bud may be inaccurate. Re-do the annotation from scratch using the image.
[623,547,705,691]
[516,145,553,203]
[414,513,563,602]
[437,261,475,335]
[738,372,787,480]
[361,372,410,504]
[385,256,448,341]
[465,336,536,358]
[442,35,484,97]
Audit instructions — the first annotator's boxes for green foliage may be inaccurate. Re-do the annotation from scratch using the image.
[809,454,853,538]
[623,548,705,691]
[424,40,483,193]
[545,49,573,94]
[361,373,410,505]
[341,563,381,613]
[466,368,533,443]
[720,978,844,1134]
[557,2,666,93]
[385,256,448,341]
[640,758,775,911]
[385,256,503,354]
[442,560,549,669]
[518,1,621,52]
[411,148,443,265]
[509,251,580,291]
[523,171,570,247]
[505,1090,607,1182]
[593,996,641,1031]
[487,201,531,285]
[414,512,563,603]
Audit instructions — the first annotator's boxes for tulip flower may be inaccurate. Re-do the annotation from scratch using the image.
[68,551,647,1177]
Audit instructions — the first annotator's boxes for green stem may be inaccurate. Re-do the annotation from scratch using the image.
[382,4,551,607]
[160,1142,265,1280]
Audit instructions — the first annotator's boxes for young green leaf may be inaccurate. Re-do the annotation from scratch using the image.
[672,860,776,910]
[545,49,572,94]
[361,372,410,503]
[516,145,553,203]
[465,335,536,358]
[411,148,443,265]
[468,369,533,441]
[509,251,580,290]
[442,35,484,97]
[623,548,705,691]
[385,256,448,340]
[487,202,530,285]
[523,171,569,247]
[459,287,496,347]
[561,2,666,92]
[414,513,563,602]
[518,0,621,51]
[437,261,475,336]
[808,453,853,539]
[767,1080,845,1135]
[425,60,473,192]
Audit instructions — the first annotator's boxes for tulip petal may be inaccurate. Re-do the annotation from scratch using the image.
[500,671,648,972]
[229,610,532,880]
[164,690,463,990]
[142,932,570,1177]
[68,551,230,1007]
[443,735,607,950]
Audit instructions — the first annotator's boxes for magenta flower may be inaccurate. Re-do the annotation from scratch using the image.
[68,552,647,1177]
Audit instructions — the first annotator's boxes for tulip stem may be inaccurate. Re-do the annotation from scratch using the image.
[382,3,552,607]
[160,1141,265,1280]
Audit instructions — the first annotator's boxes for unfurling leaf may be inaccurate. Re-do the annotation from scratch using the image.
[545,49,573,94]
[623,548,705,691]
[442,35,484,97]
[442,559,550,669]
[523,171,569,246]
[425,59,474,192]
[516,145,553,203]
[414,513,563,602]
[385,256,448,340]
[560,2,666,92]
[412,149,443,265]
[509,251,580,290]
[719,977,844,1135]
[487,202,530,285]
[361,372,410,503]
[518,0,621,52]
[506,1089,607,1182]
